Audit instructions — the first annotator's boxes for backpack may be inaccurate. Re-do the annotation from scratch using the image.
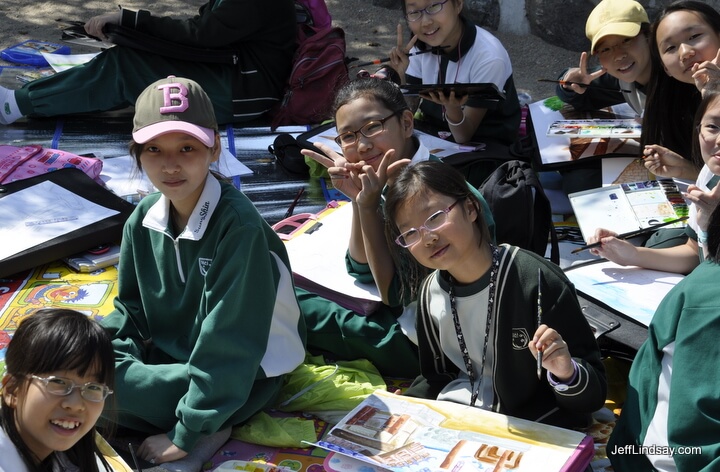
[479,160,559,264]
[294,0,332,29]
[270,1,349,129]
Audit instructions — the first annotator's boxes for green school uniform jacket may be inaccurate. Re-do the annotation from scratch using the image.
[608,259,720,471]
[102,175,306,451]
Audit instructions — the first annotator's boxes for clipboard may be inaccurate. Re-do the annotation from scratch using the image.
[400,82,505,100]
[0,168,135,278]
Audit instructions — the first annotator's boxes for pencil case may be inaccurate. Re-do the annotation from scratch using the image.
[0,40,71,67]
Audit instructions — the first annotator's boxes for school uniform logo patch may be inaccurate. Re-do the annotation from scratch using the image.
[512,328,530,350]
[198,258,212,276]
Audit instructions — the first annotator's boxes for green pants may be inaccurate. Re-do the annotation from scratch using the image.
[297,288,420,379]
[15,46,273,124]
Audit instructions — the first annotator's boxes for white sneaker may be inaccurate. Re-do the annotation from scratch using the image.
[0,87,22,125]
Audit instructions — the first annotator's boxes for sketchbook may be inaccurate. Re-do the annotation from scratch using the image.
[547,119,641,139]
[315,390,593,472]
[0,168,135,278]
[568,179,688,243]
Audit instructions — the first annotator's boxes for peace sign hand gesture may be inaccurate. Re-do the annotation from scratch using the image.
[356,150,411,210]
[560,52,606,95]
[389,23,418,84]
[301,143,365,202]
[692,48,720,94]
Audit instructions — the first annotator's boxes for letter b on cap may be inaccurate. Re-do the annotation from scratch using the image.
[157,82,189,114]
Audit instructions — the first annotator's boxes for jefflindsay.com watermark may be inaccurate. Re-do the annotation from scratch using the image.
[611,444,702,456]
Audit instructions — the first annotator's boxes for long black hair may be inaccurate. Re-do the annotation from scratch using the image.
[707,204,720,262]
[642,1,720,168]
[384,160,491,302]
[1,309,115,472]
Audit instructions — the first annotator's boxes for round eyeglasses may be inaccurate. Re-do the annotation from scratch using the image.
[334,111,400,147]
[405,0,450,22]
[395,199,461,248]
[30,375,113,403]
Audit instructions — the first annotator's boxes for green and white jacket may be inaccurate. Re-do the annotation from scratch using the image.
[608,259,720,471]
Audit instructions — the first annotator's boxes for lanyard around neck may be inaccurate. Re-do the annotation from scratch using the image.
[447,243,500,406]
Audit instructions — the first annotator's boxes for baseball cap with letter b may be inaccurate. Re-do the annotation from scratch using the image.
[133,76,218,147]
[586,0,649,53]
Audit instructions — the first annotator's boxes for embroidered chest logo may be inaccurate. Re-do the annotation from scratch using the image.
[511,328,530,350]
[198,258,212,276]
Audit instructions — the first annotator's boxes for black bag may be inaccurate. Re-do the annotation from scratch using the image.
[268,133,310,177]
[479,160,559,264]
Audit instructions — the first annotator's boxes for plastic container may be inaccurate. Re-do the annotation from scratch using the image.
[0,40,71,67]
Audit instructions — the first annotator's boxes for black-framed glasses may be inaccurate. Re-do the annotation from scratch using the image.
[334,111,400,147]
[395,199,461,247]
[405,0,450,22]
[30,375,113,403]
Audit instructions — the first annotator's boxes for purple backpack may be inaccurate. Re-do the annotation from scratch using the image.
[296,0,332,30]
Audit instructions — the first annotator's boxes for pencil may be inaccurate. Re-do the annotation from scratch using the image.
[537,78,632,93]
[352,46,448,68]
[536,268,543,380]
[571,216,689,254]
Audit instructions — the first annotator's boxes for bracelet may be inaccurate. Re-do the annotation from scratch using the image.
[698,230,709,244]
[547,359,579,392]
[444,111,465,127]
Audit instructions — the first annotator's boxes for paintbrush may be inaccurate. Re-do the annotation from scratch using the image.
[571,216,688,254]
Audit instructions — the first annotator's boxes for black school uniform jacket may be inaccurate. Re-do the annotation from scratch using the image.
[405,245,607,429]
[120,0,296,120]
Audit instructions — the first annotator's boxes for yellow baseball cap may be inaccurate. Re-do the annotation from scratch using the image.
[586,0,649,53]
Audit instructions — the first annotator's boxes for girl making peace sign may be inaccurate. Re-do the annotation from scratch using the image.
[388,0,521,149]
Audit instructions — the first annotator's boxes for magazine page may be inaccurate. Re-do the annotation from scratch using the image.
[314,390,590,472]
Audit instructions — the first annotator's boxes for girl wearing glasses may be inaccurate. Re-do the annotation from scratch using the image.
[383,160,606,428]
[388,0,521,151]
[1,309,115,472]
[299,78,495,378]
[588,83,720,274]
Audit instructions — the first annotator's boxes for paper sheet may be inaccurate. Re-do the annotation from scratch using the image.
[41,52,99,72]
[565,260,684,327]
[317,390,591,472]
[0,181,120,261]
[284,203,381,303]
